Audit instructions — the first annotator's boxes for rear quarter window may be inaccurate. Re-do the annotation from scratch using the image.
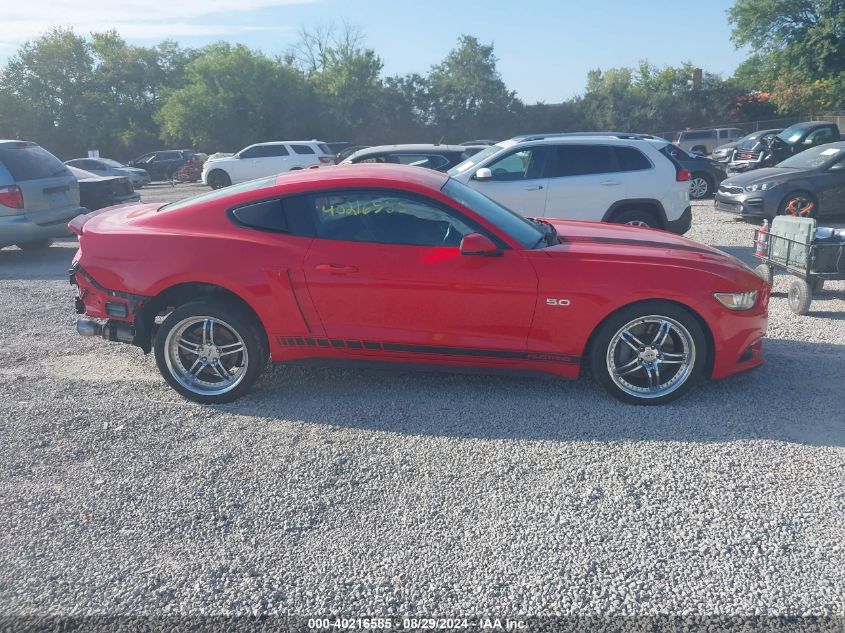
[0,145,69,181]
[291,144,315,155]
[614,146,652,171]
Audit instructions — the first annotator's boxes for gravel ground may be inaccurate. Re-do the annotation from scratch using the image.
[0,189,843,624]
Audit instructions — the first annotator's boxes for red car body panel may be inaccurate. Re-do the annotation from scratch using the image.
[71,165,769,383]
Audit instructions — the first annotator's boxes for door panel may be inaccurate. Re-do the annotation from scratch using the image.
[303,242,537,351]
[300,189,538,352]
[543,144,627,220]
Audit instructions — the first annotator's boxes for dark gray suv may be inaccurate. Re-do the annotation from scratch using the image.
[0,140,85,250]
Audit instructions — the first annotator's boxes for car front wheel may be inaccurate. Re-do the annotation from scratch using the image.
[590,301,707,405]
[207,170,231,189]
[154,300,268,403]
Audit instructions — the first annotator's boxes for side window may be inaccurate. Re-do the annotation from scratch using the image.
[291,144,315,155]
[229,196,314,236]
[486,147,550,181]
[719,130,730,139]
[310,190,476,247]
[806,128,834,145]
[552,145,618,177]
[239,146,261,159]
[355,155,388,164]
[259,145,290,157]
[390,154,448,170]
[614,147,652,171]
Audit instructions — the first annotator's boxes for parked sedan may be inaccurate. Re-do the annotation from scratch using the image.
[67,166,140,211]
[714,142,845,219]
[341,144,480,171]
[661,144,727,199]
[70,164,768,406]
[65,157,151,188]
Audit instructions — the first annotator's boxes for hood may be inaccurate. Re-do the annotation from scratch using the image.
[721,167,801,187]
[543,220,724,256]
[539,219,758,282]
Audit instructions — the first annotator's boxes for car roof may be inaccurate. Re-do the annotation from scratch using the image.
[272,163,449,190]
[0,140,38,148]
[507,135,665,147]
[251,140,327,145]
[351,144,469,154]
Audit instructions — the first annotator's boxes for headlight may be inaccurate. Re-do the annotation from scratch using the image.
[714,291,758,310]
[745,181,779,192]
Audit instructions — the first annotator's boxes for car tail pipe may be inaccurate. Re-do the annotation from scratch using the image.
[76,318,134,344]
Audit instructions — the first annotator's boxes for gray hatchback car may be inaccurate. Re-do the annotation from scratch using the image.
[0,140,85,250]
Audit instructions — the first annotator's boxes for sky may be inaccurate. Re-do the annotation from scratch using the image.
[0,0,749,103]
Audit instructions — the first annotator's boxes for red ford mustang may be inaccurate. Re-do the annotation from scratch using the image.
[70,164,769,405]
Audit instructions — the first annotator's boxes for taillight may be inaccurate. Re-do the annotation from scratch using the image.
[319,156,333,165]
[0,185,23,209]
[677,168,691,182]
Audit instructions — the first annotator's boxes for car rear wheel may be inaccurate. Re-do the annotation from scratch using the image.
[16,239,54,251]
[611,209,659,229]
[779,191,816,218]
[207,170,231,189]
[688,173,712,199]
[154,300,268,403]
[590,301,707,405]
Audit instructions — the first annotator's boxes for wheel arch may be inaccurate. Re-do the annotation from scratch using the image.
[602,199,668,229]
[134,281,268,354]
[580,297,716,379]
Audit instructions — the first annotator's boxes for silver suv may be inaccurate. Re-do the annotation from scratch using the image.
[0,141,85,250]
[676,128,744,156]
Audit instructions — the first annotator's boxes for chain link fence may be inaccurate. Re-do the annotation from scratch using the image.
[652,112,845,141]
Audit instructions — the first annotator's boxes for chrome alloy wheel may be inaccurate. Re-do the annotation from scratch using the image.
[689,176,709,199]
[625,220,651,227]
[164,316,249,396]
[606,315,696,400]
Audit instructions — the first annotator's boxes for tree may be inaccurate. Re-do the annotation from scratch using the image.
[157,43,314,151]
[423,36,523,142]
[729,0,845,112]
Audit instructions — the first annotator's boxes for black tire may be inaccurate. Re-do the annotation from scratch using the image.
[611,208,660,229]
[779,191,817,218]
[16,238,54,251]
[688,173,713,199]
[810,278,824,294]
[787,278,812,315]
[589,300,707,405]
[207,169,231,189]
[755,263,774,287]
[153,299,268,404]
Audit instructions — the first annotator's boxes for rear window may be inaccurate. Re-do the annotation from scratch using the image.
[680,131,715,141]
[0,145,69,181]
[291,144,315,155]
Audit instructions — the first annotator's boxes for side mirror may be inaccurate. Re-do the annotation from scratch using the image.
[473,167,492,181]
[459,233,500,256]
[829,162,845,171]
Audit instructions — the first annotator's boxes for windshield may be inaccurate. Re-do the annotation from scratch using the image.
[735,132,765,150]
[447,143,506,176]
[159,176,277,212]
[441,178,543,249]
[776,124,809,145]
[100,158,125,167]
[777,145,843,170]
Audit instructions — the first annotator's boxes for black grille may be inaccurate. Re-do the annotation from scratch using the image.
[719,185,744,195]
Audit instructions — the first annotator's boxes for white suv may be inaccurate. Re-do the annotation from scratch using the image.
[202,141,334,189]
[447,135,692,233]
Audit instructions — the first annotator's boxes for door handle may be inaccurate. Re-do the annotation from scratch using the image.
[600,180,621,186]
[524,185,544,190]
[315,263,359,274]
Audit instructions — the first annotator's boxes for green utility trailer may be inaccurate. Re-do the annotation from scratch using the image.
[754,216,845,315]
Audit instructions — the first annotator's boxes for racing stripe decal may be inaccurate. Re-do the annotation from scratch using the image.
[566,236,713,255]
[276,336,579,364]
